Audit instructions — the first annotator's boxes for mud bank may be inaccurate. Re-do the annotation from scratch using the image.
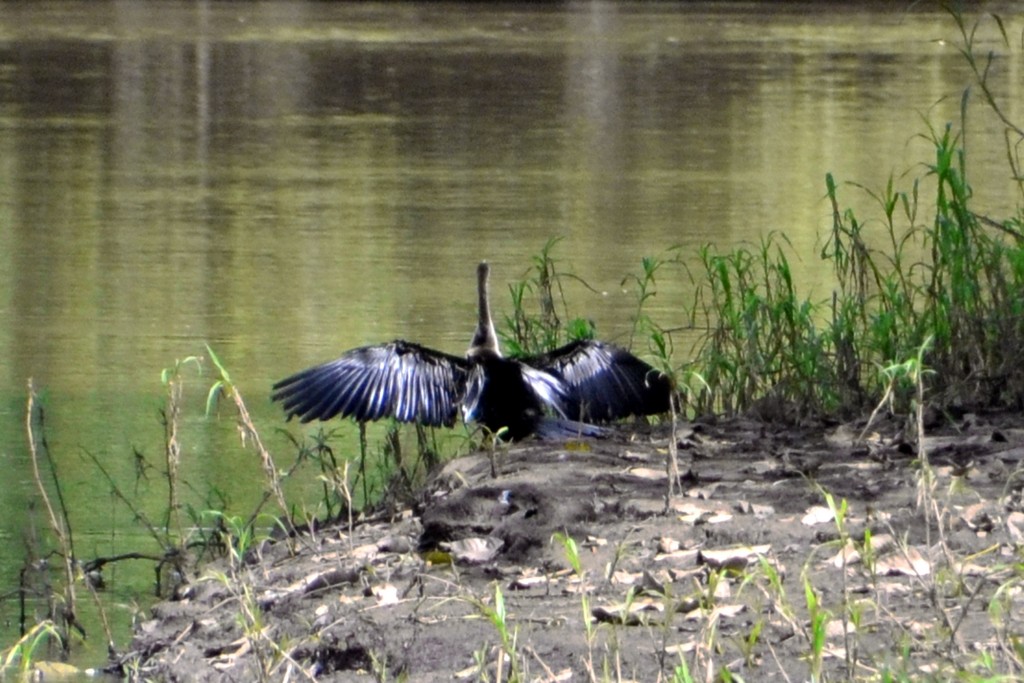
[124,413,1024,681]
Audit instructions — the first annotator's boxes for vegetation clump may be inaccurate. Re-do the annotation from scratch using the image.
[657,11,1017,423]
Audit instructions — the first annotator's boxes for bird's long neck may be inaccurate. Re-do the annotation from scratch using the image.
[468,261,501,358]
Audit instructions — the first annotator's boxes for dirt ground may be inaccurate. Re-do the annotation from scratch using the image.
[121,411,1024,681]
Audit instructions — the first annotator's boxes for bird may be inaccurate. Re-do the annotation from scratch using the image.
[271,262,671,440]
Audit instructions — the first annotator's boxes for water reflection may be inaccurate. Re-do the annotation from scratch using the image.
[0,0,1021,668]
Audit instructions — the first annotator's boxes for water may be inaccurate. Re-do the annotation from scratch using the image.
[0,0,1020,670]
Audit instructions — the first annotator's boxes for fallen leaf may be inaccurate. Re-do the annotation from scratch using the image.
[563,578,598,595]
[371,583,399,606]
[734,500,754,514]
[829,540,860,568]
[658,536,680,553]
[952,561,991,578]
[682,603,744,621]
[735,500,775,518]
[628,467,666,480]
[508,574,547,590]
[454,663,478,679]
[687,485,720,500]
[698,544,771,570]
[211,637,252,671]
[441,537,504,564]
[351,543,379,560]
[875,582,912,598]
[876,547,930,577]
[714,603,744,618]
[802,506,835,526]
[867,533,895,554]
[612,570,641,585]
[654,549,700,565]
[592,598,664,624]
[677,510,715,525]
[830,533,895,569]
[663,641,697,655]
[671,501,707,516]
[1007,512,1024,543]
[666,565,706,583]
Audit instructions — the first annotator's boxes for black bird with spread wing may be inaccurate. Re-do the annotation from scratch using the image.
[271,262,671,440]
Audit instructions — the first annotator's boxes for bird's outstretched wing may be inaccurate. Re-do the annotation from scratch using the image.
[528,340,671,422]
[271,340,470,426]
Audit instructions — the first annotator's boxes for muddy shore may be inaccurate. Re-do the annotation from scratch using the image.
[122,413,1024,681]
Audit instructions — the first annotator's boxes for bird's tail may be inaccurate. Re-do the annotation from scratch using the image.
[533,417,609,440]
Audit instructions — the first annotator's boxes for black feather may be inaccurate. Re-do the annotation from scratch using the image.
[272,264,671,440]
[527,340,672,422]
[271,341,469,427]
